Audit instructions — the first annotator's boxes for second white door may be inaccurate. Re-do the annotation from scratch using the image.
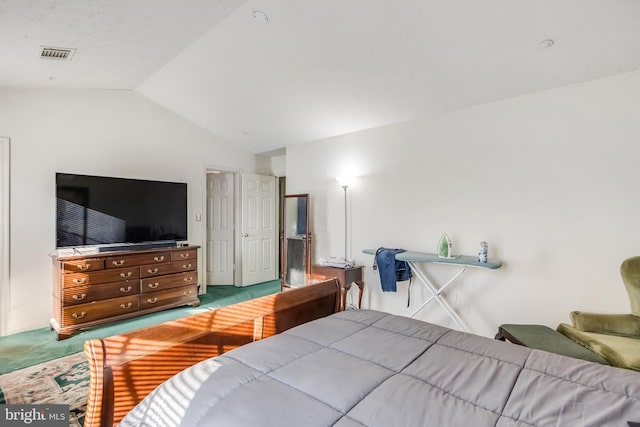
[240,173,277,286]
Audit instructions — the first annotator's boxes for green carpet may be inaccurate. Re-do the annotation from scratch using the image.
[0,281,280,375]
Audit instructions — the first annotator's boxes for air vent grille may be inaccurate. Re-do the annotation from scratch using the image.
[39,47,76,61]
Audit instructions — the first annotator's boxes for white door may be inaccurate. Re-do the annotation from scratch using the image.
[240,173,277,286]
[206,172,235,285]
[0,137,10,336]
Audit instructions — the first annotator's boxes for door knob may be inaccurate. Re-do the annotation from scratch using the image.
[242,233,249,237]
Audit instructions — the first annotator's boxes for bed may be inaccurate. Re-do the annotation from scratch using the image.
[84,279,640,426]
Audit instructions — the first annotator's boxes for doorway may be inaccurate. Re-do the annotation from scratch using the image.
[204,170,277,288]
[0,137,10,336]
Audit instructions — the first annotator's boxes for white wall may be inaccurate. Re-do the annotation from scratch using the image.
[0,88,259,335]
[255,152,286,177]
[286,72,640,337]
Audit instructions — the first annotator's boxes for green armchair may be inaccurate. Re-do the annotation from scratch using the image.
[557,256,640,371]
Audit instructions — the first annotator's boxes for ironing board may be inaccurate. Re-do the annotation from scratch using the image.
[363,249,502,332]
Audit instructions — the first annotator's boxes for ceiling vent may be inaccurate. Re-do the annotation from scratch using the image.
[39,47,76,61]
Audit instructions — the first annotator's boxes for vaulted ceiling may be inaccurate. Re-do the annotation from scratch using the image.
[3,0,640,153]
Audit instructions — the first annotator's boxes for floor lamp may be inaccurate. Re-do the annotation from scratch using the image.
[336,176,352,261]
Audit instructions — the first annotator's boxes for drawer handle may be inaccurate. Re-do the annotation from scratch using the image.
[154,255,165,262]
[182,264,192,269]
[180,253,190,259]
[183,276,193,282]
[72,293,87,301]
[77,264,91,271]
[146,297,158,304]
[120,302,133,309]
[72,278,87,284]
[120,272,133,278]
[147,268,159,274]
[112,260,125,266]
[148,283,160,289]
[120,286,133,293]
[183,290,192,296]
[72,311,86,319]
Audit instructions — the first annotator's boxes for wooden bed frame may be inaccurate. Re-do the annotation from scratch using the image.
[83,279,342,427]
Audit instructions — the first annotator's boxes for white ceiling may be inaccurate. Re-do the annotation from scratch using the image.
[3,0,640,154]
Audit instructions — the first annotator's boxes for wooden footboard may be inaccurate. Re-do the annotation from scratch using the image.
[84,279,341,427]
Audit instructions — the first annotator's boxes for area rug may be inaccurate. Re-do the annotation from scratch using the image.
[0,352,88,426]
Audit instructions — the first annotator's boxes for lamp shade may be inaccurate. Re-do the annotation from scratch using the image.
[336,176,353,187]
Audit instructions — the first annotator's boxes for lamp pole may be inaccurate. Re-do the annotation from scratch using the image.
[336,176,353,262]
[342,184,348,261]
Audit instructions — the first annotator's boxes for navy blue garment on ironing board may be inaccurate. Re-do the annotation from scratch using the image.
[373,248,413,307]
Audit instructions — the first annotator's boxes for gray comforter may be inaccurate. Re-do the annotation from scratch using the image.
[120,310,640,426]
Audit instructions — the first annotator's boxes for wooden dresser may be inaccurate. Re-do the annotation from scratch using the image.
[51,245,200,340]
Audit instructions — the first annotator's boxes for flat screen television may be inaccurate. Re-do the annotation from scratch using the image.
[56,173,187,250]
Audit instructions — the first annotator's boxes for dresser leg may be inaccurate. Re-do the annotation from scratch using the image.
[341,283,349,311]
[56,330,73,341]
[355,281,364,309]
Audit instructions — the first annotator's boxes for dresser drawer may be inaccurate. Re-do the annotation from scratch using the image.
[140,285,198,309]
[62,259,105,274]
[63,266,140,287]
[171,249,197,262]
[61,281,140,306]
[104,252,172,269]
[140,272,197,293]
[140,260,197,278]
[62,295,139,325]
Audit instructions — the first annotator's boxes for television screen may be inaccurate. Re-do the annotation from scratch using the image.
[56,173,187,249]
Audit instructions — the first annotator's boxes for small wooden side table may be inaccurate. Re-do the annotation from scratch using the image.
[312,265,364,310]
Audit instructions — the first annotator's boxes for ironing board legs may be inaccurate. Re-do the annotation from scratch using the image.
[408,261,470,332]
